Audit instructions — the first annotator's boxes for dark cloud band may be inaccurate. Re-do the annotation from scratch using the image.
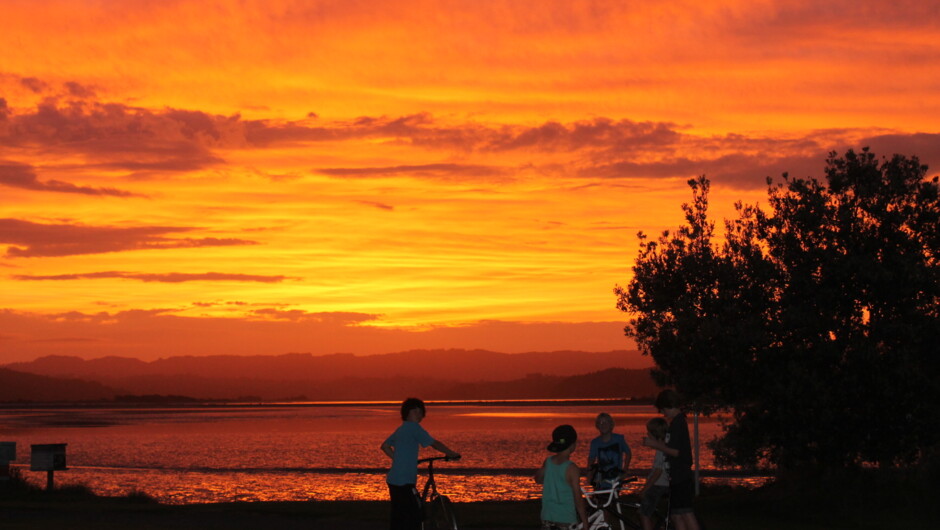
[0,218,258,258]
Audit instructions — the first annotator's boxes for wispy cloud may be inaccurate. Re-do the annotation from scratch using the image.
[0,219,258,258]
[317,163,506,179]
[0,161,141,197]
[0,98,228,175]
[0,308,634,362]
[356,200,395,211]
[13,271,295,283]
[3,95,936,191]
[0,0,936,359]
[249,308,379,323]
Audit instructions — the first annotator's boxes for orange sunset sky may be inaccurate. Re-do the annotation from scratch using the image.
[1,0,938,363]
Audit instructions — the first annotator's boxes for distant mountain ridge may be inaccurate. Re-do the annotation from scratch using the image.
[1,350,657,402]
[0,367,658,403]
[4,349,646,381]
[0,368,118,402]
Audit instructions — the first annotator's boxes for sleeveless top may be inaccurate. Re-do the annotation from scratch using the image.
[541,457,577,524]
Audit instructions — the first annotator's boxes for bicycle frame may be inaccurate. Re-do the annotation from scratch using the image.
[418,456,459,530]
[418,456,450,501]
[581,476,635,530]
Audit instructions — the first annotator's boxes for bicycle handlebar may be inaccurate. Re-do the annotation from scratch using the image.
[417,455,461,463]
[581,474,639,510]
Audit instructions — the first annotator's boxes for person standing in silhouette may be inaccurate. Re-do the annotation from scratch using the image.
[639,417,670,530]
[643,389,700,530]
[535,424,589,530]
[587,412,632,486]
[381,397,460,530]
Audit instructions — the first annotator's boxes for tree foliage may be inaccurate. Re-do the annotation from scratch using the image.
[615,148,940,470]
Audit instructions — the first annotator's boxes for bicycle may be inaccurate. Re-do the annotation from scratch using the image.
[578,476,672,530]
[418,455,460,530]
[617,488,672,530]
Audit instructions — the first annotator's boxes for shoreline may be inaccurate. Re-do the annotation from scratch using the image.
[3,482,937,530]
[1,496,537,530]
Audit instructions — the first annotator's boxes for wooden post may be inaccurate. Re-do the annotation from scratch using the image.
[47,470,55,491]
[693,412,700,496]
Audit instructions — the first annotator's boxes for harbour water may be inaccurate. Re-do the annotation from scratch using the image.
[1,401,767,503]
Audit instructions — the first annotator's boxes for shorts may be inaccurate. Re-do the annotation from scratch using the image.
[591,469,620,489]
[388,482,422,530]
[669,479,695,514]
[590,476,620,493]
[640,485,669,516]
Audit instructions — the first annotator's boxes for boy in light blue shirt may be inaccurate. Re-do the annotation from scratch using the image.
[381,397,460,530]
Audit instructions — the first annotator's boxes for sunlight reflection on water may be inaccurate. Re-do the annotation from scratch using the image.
[12,467,770,504]
[2,403,767,504]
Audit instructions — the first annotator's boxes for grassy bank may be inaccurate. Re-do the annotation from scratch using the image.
[2,468,937,529]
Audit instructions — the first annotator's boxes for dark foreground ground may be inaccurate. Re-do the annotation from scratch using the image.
[2,473,938,530]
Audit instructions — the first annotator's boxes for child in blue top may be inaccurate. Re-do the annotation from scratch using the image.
[587,412,632,486]
[381,397,460,530]
[534,424,588,530]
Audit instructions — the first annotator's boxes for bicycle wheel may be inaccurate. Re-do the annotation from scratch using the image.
[425,494,458,530]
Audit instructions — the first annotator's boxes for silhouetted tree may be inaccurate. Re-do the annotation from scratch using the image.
[616,148,940,470]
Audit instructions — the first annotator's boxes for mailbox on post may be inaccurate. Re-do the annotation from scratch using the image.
[31,443,67,490]
[0,442,15,482]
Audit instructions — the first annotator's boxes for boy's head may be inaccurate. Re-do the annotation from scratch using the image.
[646,417,668,440]
[654,389,682,412]
[595,412,614,434]
[547,424,577,453]
[400,397,426,421]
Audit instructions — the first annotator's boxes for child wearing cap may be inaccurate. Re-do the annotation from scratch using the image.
[534,424,589,530]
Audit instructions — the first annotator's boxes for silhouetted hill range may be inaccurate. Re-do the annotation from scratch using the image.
[2,349,658,402]
[0,368,117,402]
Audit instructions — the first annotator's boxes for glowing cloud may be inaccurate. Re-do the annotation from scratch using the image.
[0,0,936,361]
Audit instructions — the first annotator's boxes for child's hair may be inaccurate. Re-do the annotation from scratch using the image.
[595,412,613,426]
[646,417,668,440]
[400,397,426,420]
[654,389,682,410]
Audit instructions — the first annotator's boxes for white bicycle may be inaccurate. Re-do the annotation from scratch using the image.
[573,475,674,530]
[575,475,634,530]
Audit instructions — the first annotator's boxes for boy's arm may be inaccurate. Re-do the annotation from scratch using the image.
[643,468,662,493]
[585,441,597,476]
[565,463,588,525]
[642,436,679,457]
[380,441,394,459]
[534,463,545,484]
[430,440,461,459]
